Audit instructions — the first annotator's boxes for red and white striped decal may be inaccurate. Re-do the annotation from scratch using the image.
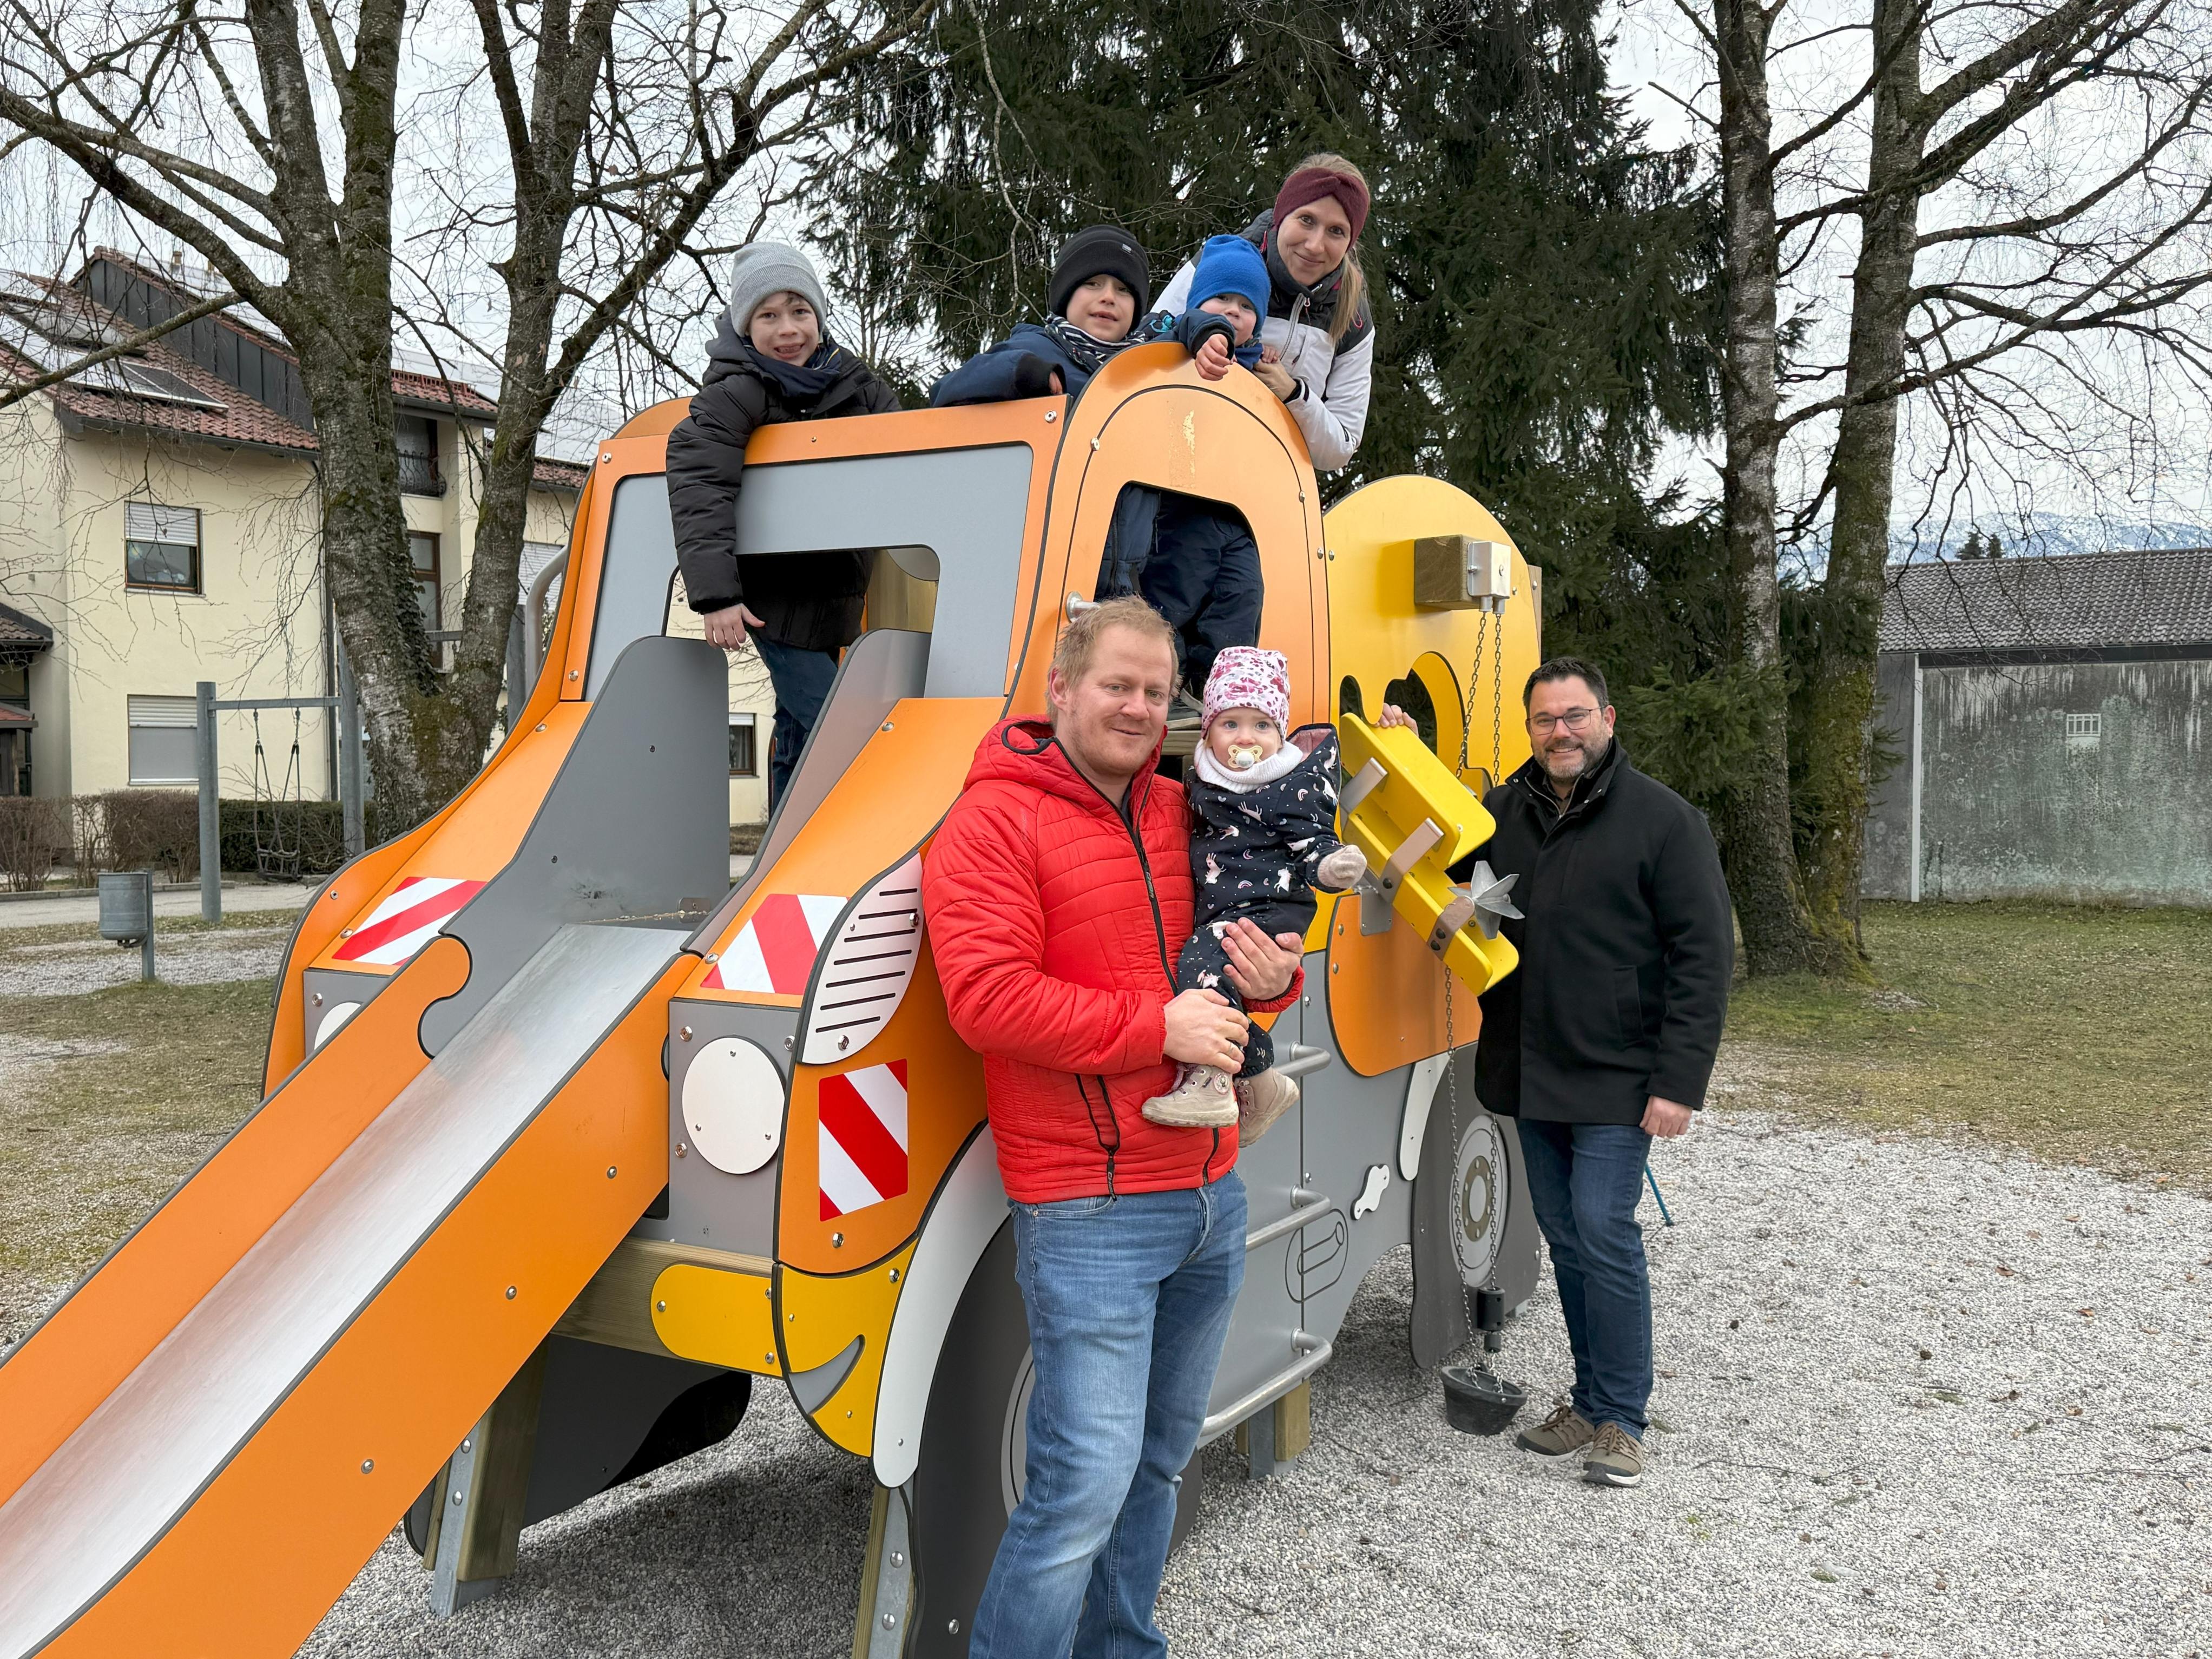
[332,875,486,966]
[702,893,846,995]
[817,1059,909,1220]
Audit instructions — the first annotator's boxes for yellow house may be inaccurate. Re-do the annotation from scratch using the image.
[0,251,774,830]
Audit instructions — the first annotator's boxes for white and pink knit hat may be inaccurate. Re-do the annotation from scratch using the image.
[1202,646,1291,734]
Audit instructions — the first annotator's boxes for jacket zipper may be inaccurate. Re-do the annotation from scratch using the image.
[1072,763,1176,983]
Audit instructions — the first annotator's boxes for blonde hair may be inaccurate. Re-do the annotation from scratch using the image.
[1288,150,1367,346]
[1051,596,1178,690]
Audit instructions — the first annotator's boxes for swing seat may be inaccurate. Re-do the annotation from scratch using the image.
[1337,713,1518,996]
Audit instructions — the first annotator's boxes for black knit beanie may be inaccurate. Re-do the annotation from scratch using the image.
[1047,225,1150,319]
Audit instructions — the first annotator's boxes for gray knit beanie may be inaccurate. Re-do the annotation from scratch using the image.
[725,242,830,337]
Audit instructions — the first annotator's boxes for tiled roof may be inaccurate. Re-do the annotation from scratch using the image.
[1881,547,2212,654]
[0,279,318,455]
[2,278,581,485]
[1,601,55,656]
[392,368,498,419]
[87,249,501,416]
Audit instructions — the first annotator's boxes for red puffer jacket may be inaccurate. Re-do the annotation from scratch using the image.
[923,718,1302,1203]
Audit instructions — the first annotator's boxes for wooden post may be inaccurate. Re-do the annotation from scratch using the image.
[428,1343,549,1615]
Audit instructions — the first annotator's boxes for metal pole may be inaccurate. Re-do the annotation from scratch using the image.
[1907,654,1924,903]
[338,658,365,860]
[140,871,156,983]
[196,681,220,922]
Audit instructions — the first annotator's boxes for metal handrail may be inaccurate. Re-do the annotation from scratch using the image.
[522,548,569,695]
[1274,1043,1334,1079]
[1245,1188,1334,1252]
[1198,1340,1334,1445]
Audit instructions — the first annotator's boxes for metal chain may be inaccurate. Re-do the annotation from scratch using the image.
[1491,603,1505,782]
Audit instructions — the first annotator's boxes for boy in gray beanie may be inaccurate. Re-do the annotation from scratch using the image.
[666,241,902,805]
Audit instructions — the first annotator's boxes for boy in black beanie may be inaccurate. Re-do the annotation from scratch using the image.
[929,223,1149,405]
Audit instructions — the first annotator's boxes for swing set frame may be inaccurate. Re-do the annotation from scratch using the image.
[192,663,366,922]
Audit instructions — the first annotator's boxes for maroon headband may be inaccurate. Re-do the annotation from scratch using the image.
[1273,165,1370,245]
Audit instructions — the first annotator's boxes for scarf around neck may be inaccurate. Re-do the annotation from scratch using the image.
[741,337,852,407]
[1044,314,1136,377]
[1195,738,1306,794]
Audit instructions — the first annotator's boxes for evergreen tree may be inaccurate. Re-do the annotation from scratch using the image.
[813,0,1740,800]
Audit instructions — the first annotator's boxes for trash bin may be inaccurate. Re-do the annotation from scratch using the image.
[98,870,156,982]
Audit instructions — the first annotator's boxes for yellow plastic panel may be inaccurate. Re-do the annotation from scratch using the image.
[779,1245,915,1456]
[651,1263,781,1376]
[1337,714,1518,999]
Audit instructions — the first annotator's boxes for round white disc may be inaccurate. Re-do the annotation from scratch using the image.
[682,1037,785,1174]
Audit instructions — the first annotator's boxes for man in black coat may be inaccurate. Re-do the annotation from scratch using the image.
[665,241,901,805]
[1472,655,1732,1489]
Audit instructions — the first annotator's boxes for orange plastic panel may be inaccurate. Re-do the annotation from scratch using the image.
[1009,346,1325,722]
[778,933,986,1277]
[686,697,1000,1003]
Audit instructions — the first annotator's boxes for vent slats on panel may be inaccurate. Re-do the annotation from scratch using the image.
[801,854,925,1063]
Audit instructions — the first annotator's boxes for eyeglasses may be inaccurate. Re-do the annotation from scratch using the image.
[1528,707,1599,735]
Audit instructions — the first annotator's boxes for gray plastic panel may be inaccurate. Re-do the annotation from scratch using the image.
[0,924,682,1659]
[586,476,679,700]
[1203,988,1307,1430]
[653,997,799,1257]
[732,446,1031,699]
[422,635,729,1054]
[584,448,1032,703]
[688,627,929,953]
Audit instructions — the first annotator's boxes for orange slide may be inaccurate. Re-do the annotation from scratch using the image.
[0,440,732,1656]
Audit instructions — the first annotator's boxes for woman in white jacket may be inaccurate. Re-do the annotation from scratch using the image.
[1155,153,1374,471]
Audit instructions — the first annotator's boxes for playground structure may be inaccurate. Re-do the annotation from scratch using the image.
[0,345,1546,1658]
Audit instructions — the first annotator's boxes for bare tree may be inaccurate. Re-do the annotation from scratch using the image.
[1671,0,2212,973]
[0,0,930,825]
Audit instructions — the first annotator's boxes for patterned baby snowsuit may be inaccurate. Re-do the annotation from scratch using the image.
[1181,726,1356,1076]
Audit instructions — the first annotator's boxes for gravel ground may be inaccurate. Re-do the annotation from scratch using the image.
[302,1104,2211,1659]
[0,923,293,997]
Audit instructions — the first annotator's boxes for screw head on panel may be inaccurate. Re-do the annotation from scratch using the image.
[831,1232,844,1248]
[881,1614,896,1630]
[535,723,545,733]
[704,952,719,964]
[656,1300,667,1313]
[887,1267,899,1282]
[890,1552,904,1568]
[680,1026,693,1041]
[950,1621,962,1635]
[504,1286,516,1300]
[606,1166,617,1178]
[452,1490,465,1505]
[361,1459,374,1473]
[462,1438,472,1452]
[676,1142,688,1158]
[312,992,323,1007]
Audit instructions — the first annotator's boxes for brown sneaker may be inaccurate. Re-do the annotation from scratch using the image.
[1514,1402,1595,1460]
[1582,1421,1645,1487]
[1142,1064,1238,1128]
[1234,1068,1300,1141]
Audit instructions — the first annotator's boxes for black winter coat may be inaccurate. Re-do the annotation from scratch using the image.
[1189,727,1354,926]
[665,332,901,652]
[1471,742,1733,1125]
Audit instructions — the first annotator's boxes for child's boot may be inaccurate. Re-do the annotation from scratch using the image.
[1235,1068,1301,1141]
[1142,1063,1238,1127]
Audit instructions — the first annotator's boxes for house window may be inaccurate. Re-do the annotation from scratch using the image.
[729,713,759,778]
[124,503,202,593]
[397,415,444,495]
[2065,711,2101,750]
[127,694,199,785]
[409,532,442,634]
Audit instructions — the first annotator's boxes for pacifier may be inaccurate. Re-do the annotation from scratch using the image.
[1226,742,1266,771]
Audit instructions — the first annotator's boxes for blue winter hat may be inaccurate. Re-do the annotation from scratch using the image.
[1186,234,1270,318]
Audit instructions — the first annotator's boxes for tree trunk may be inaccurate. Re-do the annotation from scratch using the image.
[1800,0,1925,956]
[1712,0,1838,976]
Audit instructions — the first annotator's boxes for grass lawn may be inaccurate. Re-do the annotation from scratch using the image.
[1,971,275,1343]
[1723,899,2212,1191]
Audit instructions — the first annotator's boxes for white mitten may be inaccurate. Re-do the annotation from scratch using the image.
[1315,844,1368,891]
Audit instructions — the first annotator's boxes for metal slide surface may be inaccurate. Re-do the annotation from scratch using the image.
[0,923,682,1658]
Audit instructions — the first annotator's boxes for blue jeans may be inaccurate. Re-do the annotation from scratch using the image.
[970,1174,1247,1659]
[1517,1121,1653,1438]
[752,633,840,808]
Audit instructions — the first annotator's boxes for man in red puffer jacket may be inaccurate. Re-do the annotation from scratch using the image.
[924,596,1303,1659]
